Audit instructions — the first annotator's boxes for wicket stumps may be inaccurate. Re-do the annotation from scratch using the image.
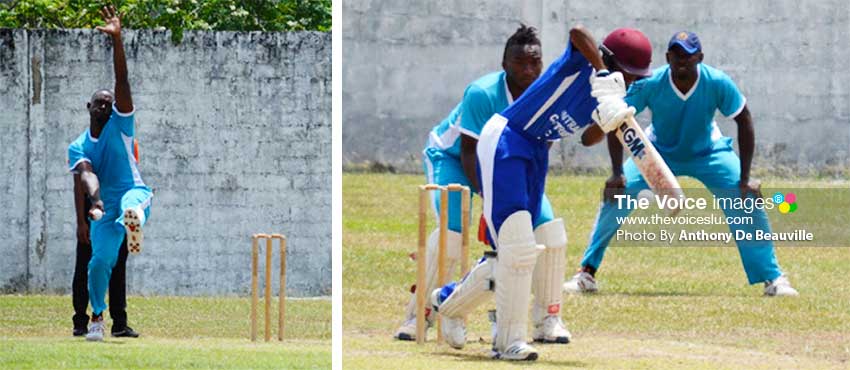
[251,233,287,342]
[416,183,470,345]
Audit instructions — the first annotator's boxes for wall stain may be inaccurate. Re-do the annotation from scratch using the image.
[0,273,28,293]
[35,231,46,260]
[30,55,41,105]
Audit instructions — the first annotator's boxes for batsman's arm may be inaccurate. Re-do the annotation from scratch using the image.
[570,26,608,146]
[569,25,605,72]
[570,24,628,186]
[580,122,605,146]
[460,134,480,193]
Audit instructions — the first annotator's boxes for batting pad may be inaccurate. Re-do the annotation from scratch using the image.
[494,211,544,351]
[414,228,462,318]
[438,254,495,318]
[531,218,567,320]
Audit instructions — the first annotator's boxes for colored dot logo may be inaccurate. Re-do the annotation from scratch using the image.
[774,192,797,214]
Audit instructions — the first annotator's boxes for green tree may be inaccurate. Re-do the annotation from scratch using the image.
[0,0,330,42]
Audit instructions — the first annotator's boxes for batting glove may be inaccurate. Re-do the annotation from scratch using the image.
[592,96,635,133]
[590,71,627,99]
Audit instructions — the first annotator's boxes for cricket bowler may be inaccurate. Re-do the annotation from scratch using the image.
[67,5,153,341]
[429,26,652,360]
[564,31,798,297]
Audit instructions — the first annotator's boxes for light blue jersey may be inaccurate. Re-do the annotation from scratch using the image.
[67,103,153,316]
[68,104,150,207]
[580,62,784,285]
[426,103,463,157]
[458,71,513,141]
[625,63,746,160]
[501,42,596,142]
[426,71,512,157]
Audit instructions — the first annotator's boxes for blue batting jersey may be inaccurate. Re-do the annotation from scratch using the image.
[501,42,597,142]
[625,63,746,159]
[68,104,149,207]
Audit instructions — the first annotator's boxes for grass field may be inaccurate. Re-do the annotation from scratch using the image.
[343,173,850,369]
[0,295,330,369]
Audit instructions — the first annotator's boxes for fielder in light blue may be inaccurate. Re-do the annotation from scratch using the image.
[567,31,797,296]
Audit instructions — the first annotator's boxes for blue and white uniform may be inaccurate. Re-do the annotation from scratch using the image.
[401,72,557,341]
[477,42,596,245]
[68,104,152,316]
[437,40,597,300]
[580,63,783,284]
[434,42,594,353]
[423,71,555,232]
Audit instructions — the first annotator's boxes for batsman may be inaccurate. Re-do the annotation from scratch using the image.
[395,25,570,344]
[67,6,153,341]
[429,26,652,361]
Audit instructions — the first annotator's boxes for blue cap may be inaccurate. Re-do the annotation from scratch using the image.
[668,31,701,54]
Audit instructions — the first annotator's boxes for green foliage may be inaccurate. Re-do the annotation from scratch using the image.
[0,0,331,42]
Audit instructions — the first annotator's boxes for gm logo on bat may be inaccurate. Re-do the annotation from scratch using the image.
[619,123,646,160]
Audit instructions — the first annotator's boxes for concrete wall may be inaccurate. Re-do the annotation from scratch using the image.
[0,29,331,297]
[343,0,850,175]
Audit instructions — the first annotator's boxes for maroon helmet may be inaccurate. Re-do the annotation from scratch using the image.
[601,28,653,77]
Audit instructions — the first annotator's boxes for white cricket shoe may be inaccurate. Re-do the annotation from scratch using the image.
[394,290,435,341]
[123,207,143,254]
[394,317,420,341]
[394,313,433,341]
[491,341,538,361]
[532,315,571,344]
[764,275,799,297]
[85,318,105,342]
[430,289,465,349]
[563,271,598,294]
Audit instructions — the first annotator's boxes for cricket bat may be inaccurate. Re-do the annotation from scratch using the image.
[614,116,685,213]
[570,30,684,214]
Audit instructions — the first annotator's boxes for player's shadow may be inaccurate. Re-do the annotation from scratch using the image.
[436,350,589,367]
[611,290,709,297]
[81,340,126,345]
[605,290,750,298]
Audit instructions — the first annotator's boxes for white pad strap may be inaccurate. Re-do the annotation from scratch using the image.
[531,218,567,321]
[437,253,495,318]
[410,228,463,320]
[494,211,543,351]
